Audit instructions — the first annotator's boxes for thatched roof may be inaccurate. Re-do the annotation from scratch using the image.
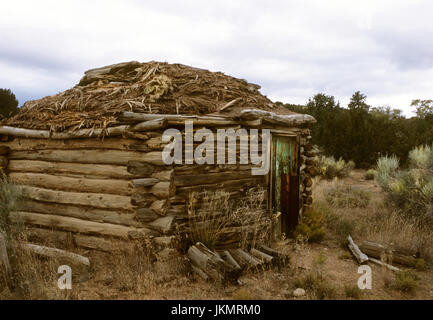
[3,61,296,132]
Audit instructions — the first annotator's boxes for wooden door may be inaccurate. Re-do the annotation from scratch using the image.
[271,135,300,236]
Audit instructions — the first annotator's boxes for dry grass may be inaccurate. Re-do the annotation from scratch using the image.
[312,173,433,262]
[2,170,433,300]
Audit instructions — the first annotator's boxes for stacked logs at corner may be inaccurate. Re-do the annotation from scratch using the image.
[299,130,315,211]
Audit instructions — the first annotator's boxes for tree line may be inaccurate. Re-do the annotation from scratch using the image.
[279,92,433,168]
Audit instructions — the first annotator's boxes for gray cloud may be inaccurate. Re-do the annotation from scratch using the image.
[1,0,432,115]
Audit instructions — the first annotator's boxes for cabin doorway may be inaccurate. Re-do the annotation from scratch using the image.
[270,135,300,237]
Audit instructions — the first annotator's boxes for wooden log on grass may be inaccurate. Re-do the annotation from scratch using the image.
[359,240,417,267]
[26,227,127,252]
[369,257,400,272]
[258,244,290,264]
[21,243,90,267]
[187,242,240,284]
[250,248,274,264]
[347,235,369,264]
[229,248,262,270]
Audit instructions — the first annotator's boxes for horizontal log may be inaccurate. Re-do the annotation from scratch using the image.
[120,112,236,126]
[257,244,290,262]
[16,200,141,227]
[0,125,131,139]
[0,146,9,155]
[130,118,167,132]
[21,243,90,267]
[0,138,142,151]
[132,178,159,187]
[250,248,274,264]
[174,171,253,187]
[9,149,166,165]
[359,241,417,266]
[240,109,316,126]
[0,121,166,140]
[8,160,133,179]
[369,257,400,272]
[229,248,262,270]
[9,172,133,195]
[176,177,264,197]
[25,227,128,252]
[10,211,157,239]
[17,185,133,210]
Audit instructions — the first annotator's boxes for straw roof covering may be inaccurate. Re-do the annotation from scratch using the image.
[3,61,295,132]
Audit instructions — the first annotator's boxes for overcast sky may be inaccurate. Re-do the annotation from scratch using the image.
[1,0,432,116]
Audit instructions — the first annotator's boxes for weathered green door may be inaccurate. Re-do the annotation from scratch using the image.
[271,136,300,235]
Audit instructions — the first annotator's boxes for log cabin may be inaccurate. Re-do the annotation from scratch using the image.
[0,61,316,251]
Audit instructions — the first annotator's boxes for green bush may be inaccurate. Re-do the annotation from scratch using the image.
[315,155,355,180]
[325,185,371,208]
[293,206,326,243]
[365,169,376,180]
[344,284,364,299]
[376,145,433,221]
[395,269,419,294]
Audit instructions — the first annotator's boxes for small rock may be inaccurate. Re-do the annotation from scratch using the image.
[293,288,306,297]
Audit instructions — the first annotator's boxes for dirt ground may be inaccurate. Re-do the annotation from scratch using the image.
[2,170,432,300]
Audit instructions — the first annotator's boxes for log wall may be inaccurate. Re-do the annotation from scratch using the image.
[0,115,315,250]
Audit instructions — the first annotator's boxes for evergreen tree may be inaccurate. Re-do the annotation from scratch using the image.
[0,88,19,119]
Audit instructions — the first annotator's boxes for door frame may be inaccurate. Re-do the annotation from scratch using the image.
[268,133,300,237]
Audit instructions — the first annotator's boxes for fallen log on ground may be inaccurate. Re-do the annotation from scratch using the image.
[369,257,400,272]
[347,235,369,264]
[187,242,240,284]
[229,248,262,270]
[250,248,274,265]
[359,240,418,267]
[21,243,90,267]
[258,244,290,264]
